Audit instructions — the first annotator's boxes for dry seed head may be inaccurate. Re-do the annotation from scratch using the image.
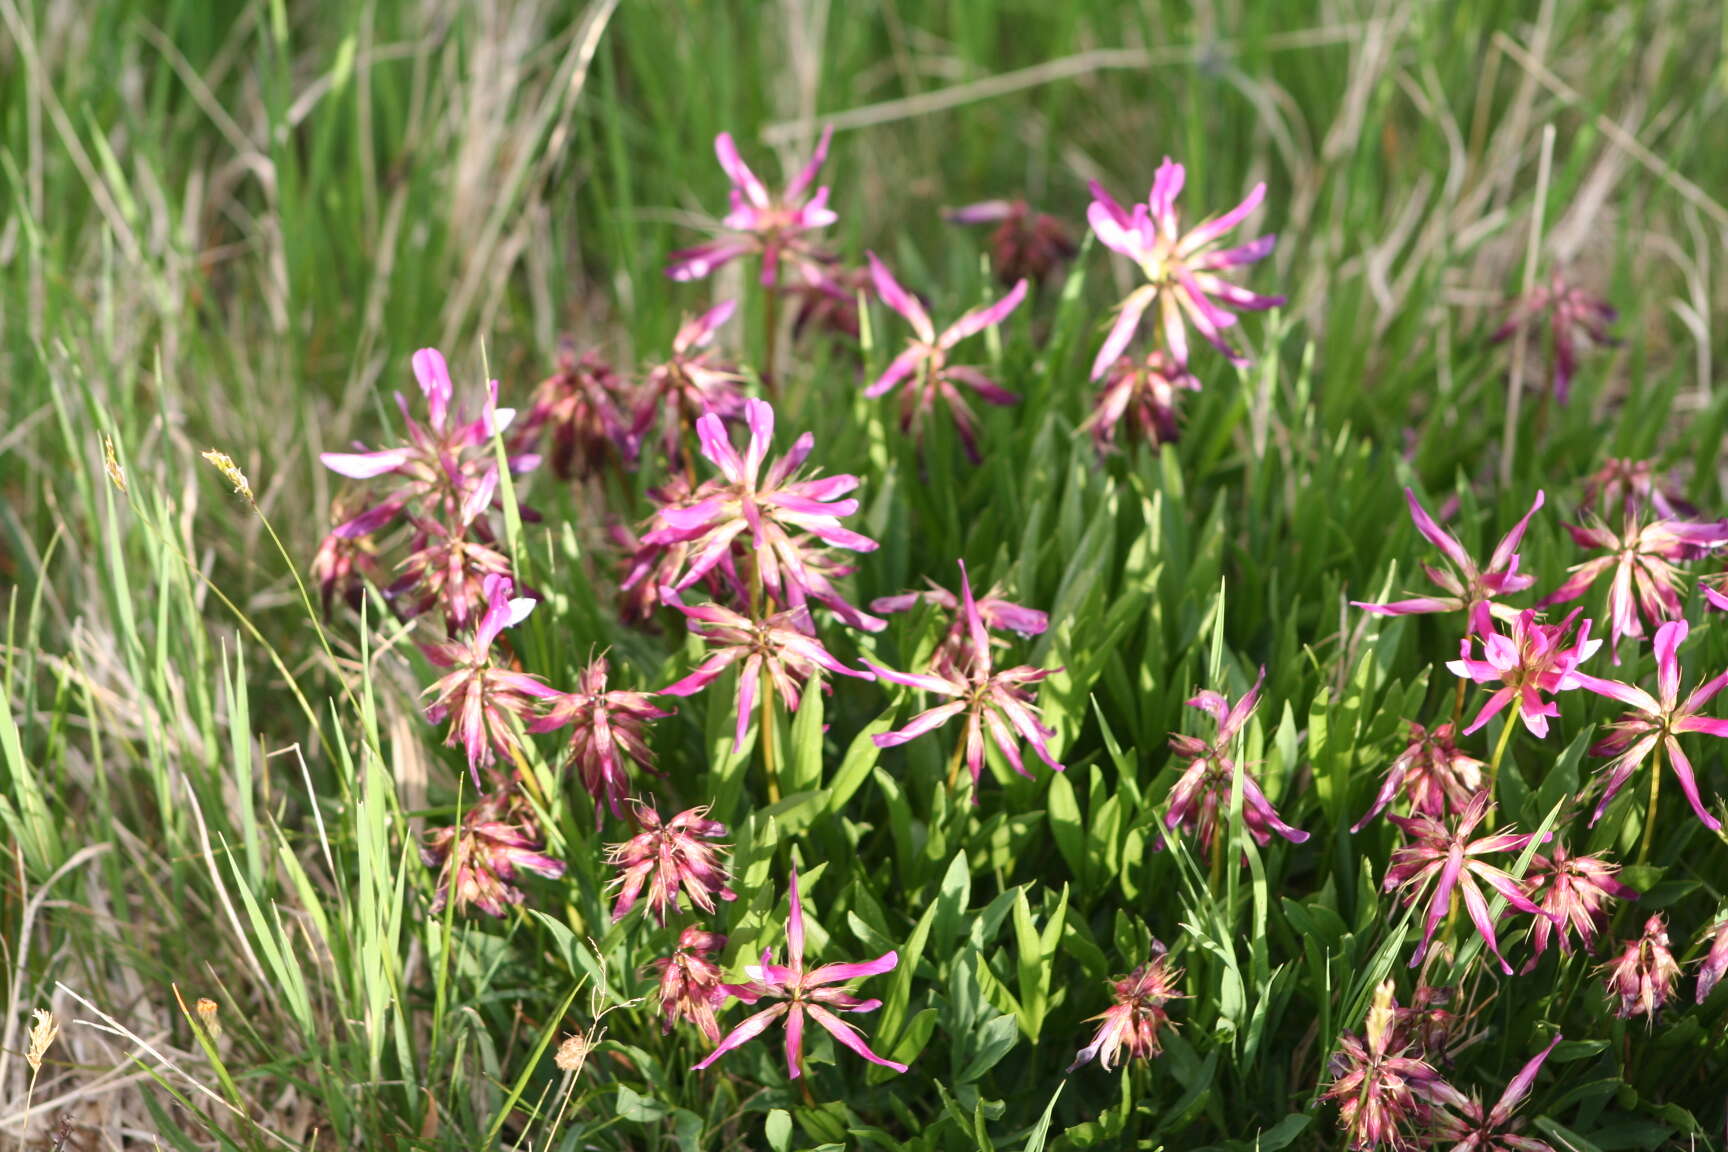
[102,434,127,493]
[27,1009,60,1072]
[195,997,221,1039]
[201,449,254,502]
[553,1033,592,1072]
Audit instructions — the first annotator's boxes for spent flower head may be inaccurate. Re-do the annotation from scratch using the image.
[1352,721,1485,832]
[1082,351,1200,455]
[667,128,837,287]
[1602,914,1681,1021]
[518,343,635,480]
[1324,979,1465,1151]
[1521,842,1636,970]
[605,802,736,924]
[1067,941,1185,1072]
[1491,268,1616,403]
[421,790,565,918]
[652,928,730,1043]
[635,301,749,466]
[1696,915,1728,1003]
[1164,667,1309,853]
[1579,457,1692,521]
[946,198,1077,287]
[531,657,672,825]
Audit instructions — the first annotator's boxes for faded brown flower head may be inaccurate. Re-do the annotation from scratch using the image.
[27,1009,60,1073]
[195,997,222,1040]
[553,1033,592,1072]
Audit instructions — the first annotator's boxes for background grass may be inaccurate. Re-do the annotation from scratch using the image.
[5,0,1728,1148]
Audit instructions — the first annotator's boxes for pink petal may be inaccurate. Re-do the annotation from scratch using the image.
[784,1002,806,1079]
[691,1003,788,1071]
[1652,619,1687,708]
[1664,736,1724,830]
[1178,181,1266,255]
[1488,490,1546,573]
[805,951,899,987]
[866,252,934,343]
[806,1004,908,1073]
[412,347,454,428]
[714,132,768,208]
[940,279,1028,347]
[1404,488,1472,572]
[1090,286,1157,380]
[784,125,833,200]
[786,866,806,971]
[321,448,412,479]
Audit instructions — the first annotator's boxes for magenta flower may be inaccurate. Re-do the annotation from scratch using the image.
[1541,510,1728,660]
[1571,618,1728,831]
[1067,941,1185,1072]
[1086,158,1283,376]
[1354,489,1544,631]
[421,790,565,918]
[634,301,749,464]
[652,928,730,1043]
[866,253,1027,462]
[390,522,516,633]
[1382,793,1549,974]
[661,597,870,751]
[421,575,559,786]
[694,868,904,1079]
[869,576,1048,663]
[667,128,837,287]
[530,657,671,824]
[518,343,634,479]
[1521,842,1636,970]
[1696,916,1728,1003]
[867,561,1064,794]
[945,198,1077,287]
[1082,351,1200,455]
[1491,268,1616,403]
[605,802,736,924]
[1324,980,1465,1152]
[310,512,385,617]
[1165,667,1308,853]
[1447,609,1601,739]
[1352,721,1485,832]
[1602,914,1681,1020]
[1432,1035,1562,1152]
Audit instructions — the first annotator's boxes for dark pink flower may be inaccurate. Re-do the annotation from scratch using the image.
[1447,609,1600,739]
[390,521,516,633]
[518,343,635,479]
[946,198,1077,287]
[1067,941,1185,1072]
[1521,842,1636,970]
[869,576,1048,657]
[530,657,671,824]
[1696,916,1728,1003]
[421,790,565,918]
[1602,914,1681,1020]
[694,868,904,1079]
[1352,721,1485,832]
[605,802,736,924]
[667,129,837,287]
[1324,980,1465,1151]
[1432,1035,1562,1152]
[634,301,749,465]
[310,513,386,617]
[1165,667,1308,853]
[1571,619,1728,831]
[867,253,1027,462]
[1086,158,1283,376]
[652,928,729,1043]
[1382,794,1549,974]
[1082,351,1200,455]
[1491,268,1616,403]
[1354,489,1544,631]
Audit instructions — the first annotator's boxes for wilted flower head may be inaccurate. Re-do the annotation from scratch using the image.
[26,1008,60,1073]
[652,927,729,1042]
[1164,667,1309,853]
[946,198,1077,287]
[636,301,749,465]
[421,790,565,918]
[530,657,671,824]
[1082,351,1200,455]
[1354,489,1544,631]
[1696,916,1728,1003]
[1387,982,1470,1064]
[1602,914,1681,1021]
[1324,979,1465,1151]
[1086,158,1283,376]
[787,261,868,341]
[606,802,736,924]
[694,868,904,1079]
[1522,842,1636,970]
[1432,1035,1562,1152]
[867,253,1027,463]
[1491,268,1616,403]
[391,520,516,633]
[1579,457,1692,521]
[1352,721,1485,832]
[1067,941,1185,1072]
[518,343,634,479]
[311,510,387,618]
[667,128,837,287]
[1447,608,1600,739]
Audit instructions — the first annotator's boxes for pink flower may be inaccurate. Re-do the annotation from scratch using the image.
[1352,721,1485,832]
[1491,268,1616,403]
[1324,980,1465,1152]
[1579,458,1693,521]
[390,521,516,633]
[310,512,385,617]
[530,657,671,824]
[1067,941,1185,1072]
[945,198,1077,287]
[1382,793,1549,974]
[1086,158,1283,376]
[867,561,1064,795]
[866,253,1027,462]
[1696,916,1728,1003]
[1447,608,1601,739]
[1165,667,1308,853]
[667,129,837,288]
[518,343,635,479]
[420,575,559,786]
[869,576,1048,666]
[1353,489,1544,631]
[605,802,736,924]
[1432,1035,1562,1152]
[1571,618,1728,831]
[634,301,749,465]
[652,928,730,1043]
[1521,842,1636,970]
[1602,914,1681,1021]
[421,790,565,918]
[660,597,870,752]
[1082,351,1200,455]
[1541,510,1728,660]
[694,868,904,1079]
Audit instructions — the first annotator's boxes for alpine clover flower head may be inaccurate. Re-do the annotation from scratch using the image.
[1571,618,1728,831]
[1082,351,1201,455]
[1602,914,1681,1021]
[1579,457,1693,521]
[1696,916,1728,1003]
[1324,979,1466,1152]
[652,928,729,1043]
[694,867,905,1079]
[635,301,749,465]
[667,127,837,287]
[1353,488,1544,631]
[605,802,736,924]
[866,253,1027,463]
[870,576,1048,667]
[1382,793,1550,974]
[421,575,558,786]
[1447,608,1601,739]
[1388,982,1469,1064]
[1352,721,1485,832]
[660,596,871,751]
[1521,842,1636,970]
[1086,157,1284,377]
[867,560,1064,795]
[529,657,671,825]
[1067,940,1185,1072]
[391,521,516,633]
[1540,508,1728,660]
[1491,267,1617,403]
[1432,1035,1562,1152]
[1164,667,1309,853]
[311,505,386,617]
[518,342,635,480]
[421,790,565,918]
[945,198,1077,287]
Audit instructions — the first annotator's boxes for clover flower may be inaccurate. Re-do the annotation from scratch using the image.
[1324,980,1465,1151]
[1602,914,1681,1021]
[390,520,516,633]
[1067,941,1185,1072]
[1387,982,1471,1064]
[1082,351,1200,455]
[652,928,730,1043]
[634,301,749,466]
[787,260,869,341]
[605,802,736,924]
[695,868,904,1079]
[421,790,565,918]
[1696,916,1728,1003]
[530,657,671,824]
[1432,1035,1562,1152]
[1352,721,1485,832]
[1522,842,1636,970]
[667,128,837,287]
[1165,667,1308,853]
[1491,268,1616,403]
[1354,489,1545,632]
[1086,158,1283,376]
[946,198,1077,287]
[1447,608,1600,739]
[518,342,635,479]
